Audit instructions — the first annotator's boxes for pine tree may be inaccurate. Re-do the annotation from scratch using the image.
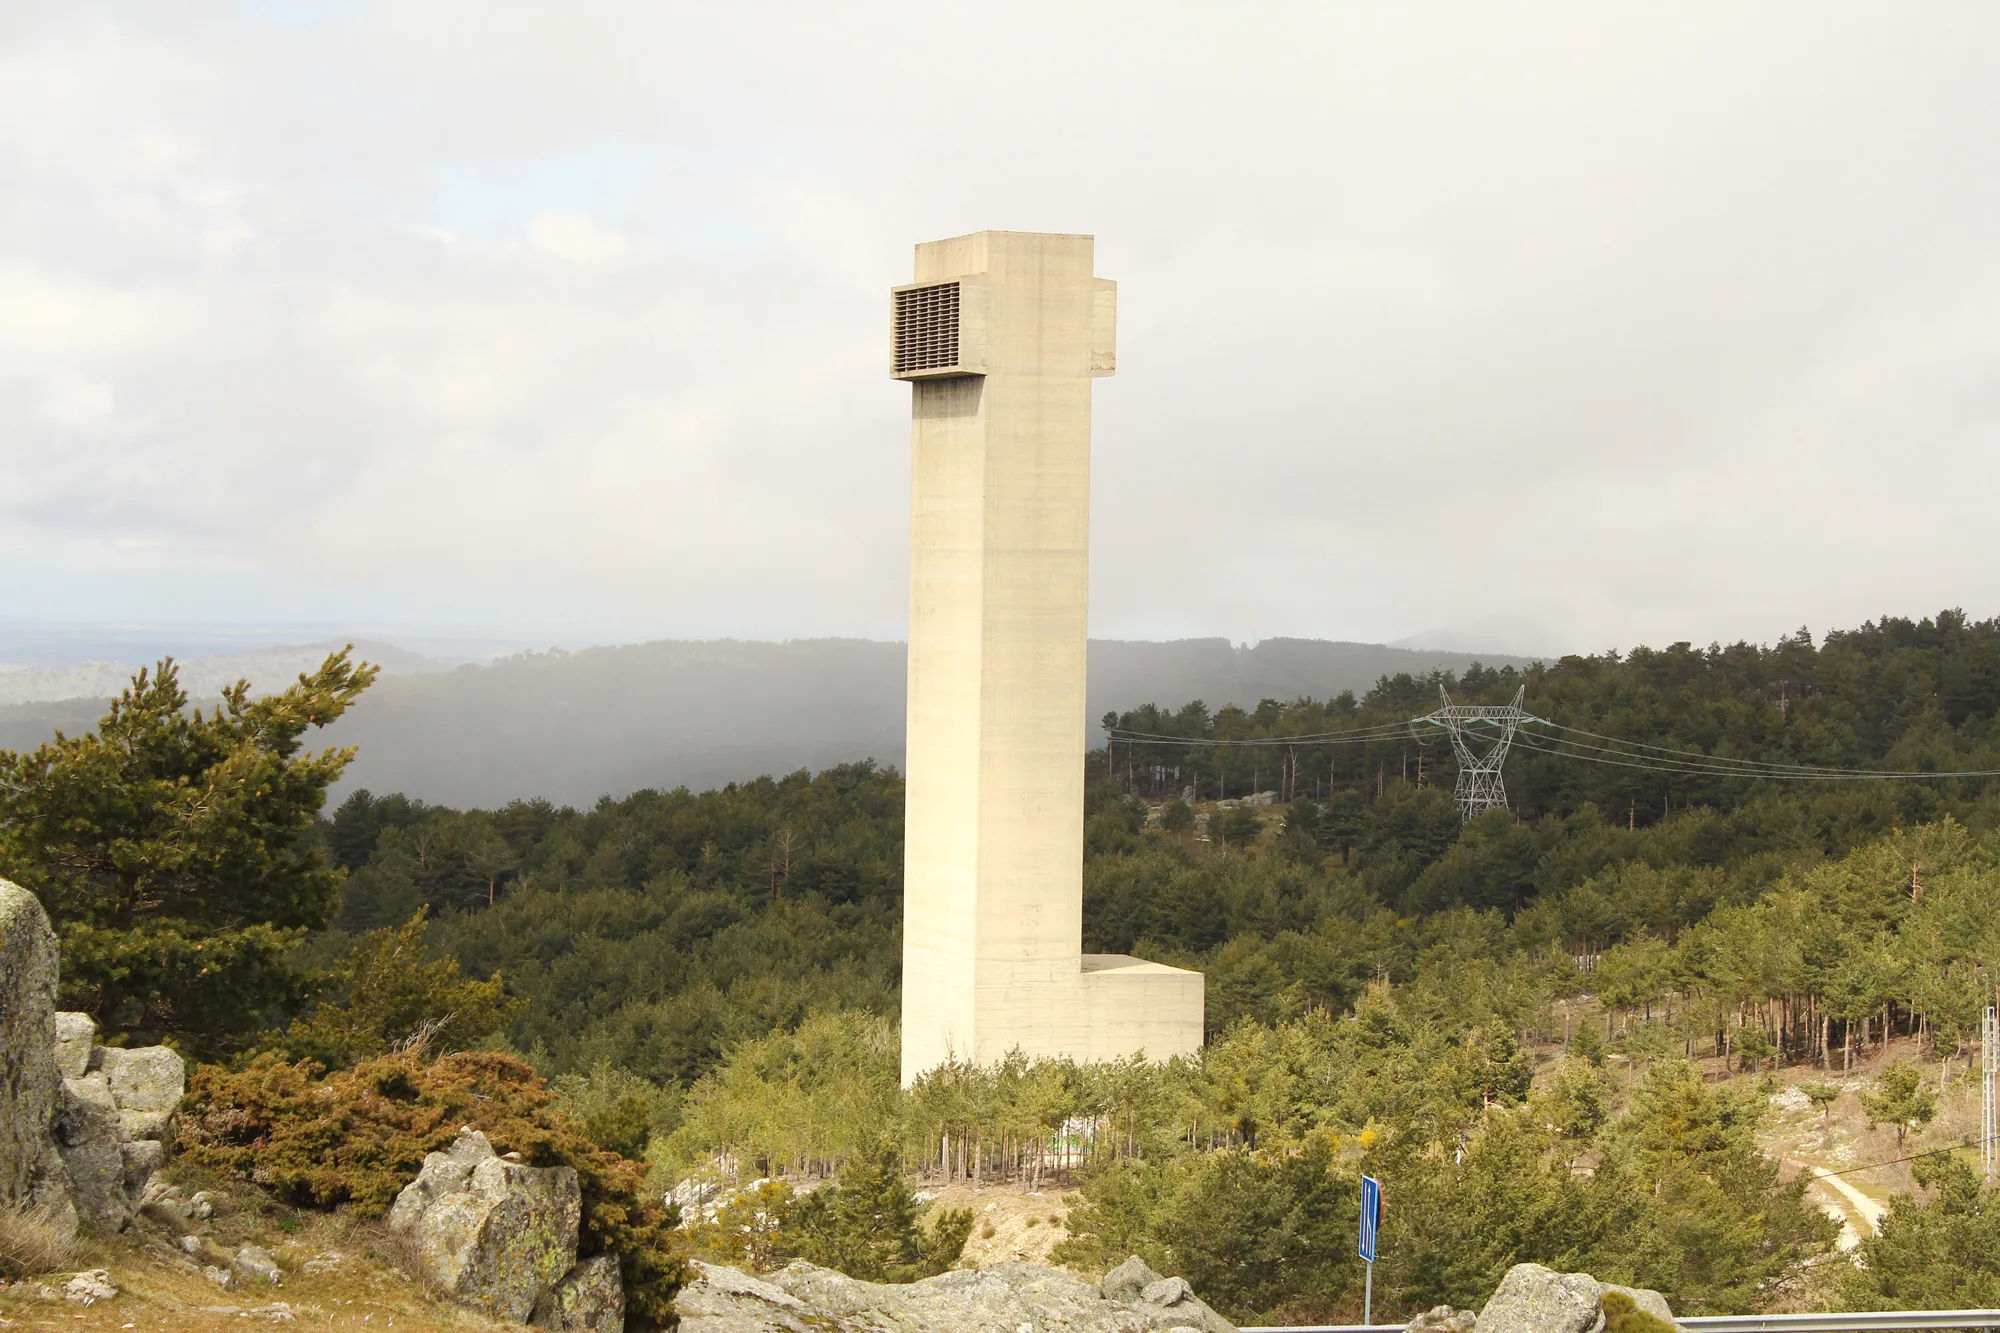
[0,649,375,1052]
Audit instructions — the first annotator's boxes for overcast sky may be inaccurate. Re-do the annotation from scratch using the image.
[3,3,1996,659]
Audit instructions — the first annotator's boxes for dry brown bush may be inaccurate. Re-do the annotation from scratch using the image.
[0,1208,76,1279]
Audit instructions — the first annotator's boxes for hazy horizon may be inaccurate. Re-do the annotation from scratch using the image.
[6,5,1998,656]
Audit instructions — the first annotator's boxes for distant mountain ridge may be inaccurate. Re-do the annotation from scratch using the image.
[0,639,449,706]
[0,635,1541,807]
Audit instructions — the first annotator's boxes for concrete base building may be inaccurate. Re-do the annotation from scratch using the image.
[893,230,1204,1086]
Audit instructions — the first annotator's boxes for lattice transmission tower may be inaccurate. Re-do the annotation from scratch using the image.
[1421,685,1532,821]
[1984,1003,1997,1182]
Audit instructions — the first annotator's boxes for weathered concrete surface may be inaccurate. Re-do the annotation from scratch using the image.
[896,231,1202,1084]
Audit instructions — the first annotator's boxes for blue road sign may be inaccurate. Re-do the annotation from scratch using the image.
[1358,1175,1381,1262]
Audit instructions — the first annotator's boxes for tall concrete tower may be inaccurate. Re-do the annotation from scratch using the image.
[894,230,1203,1085]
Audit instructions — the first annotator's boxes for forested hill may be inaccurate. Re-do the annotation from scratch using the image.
[0,636,1540,807]
[1105,610,2000,828]
[318,610,2000,1090]
[313,636,1539,806]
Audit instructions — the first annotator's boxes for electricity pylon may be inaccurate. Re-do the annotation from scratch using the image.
[1984,1003,1997,1182]
[1421,685,1532,821]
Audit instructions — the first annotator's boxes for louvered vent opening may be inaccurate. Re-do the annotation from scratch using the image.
[894,282,961,374]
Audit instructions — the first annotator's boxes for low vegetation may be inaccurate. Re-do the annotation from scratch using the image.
[180,1048,687,1325]
[6,612,2000,1324]
[0,1208,75,1281]
[686,1149,973,1281]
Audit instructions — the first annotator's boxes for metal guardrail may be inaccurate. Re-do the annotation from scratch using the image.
[1246,1312,2000,1333]
[1682,1318,2000,1332]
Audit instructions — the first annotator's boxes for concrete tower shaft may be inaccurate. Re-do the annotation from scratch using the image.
[895,231,1202,1085]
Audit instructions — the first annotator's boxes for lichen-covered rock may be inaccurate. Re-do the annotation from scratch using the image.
[53,1013,97,1080]
[1407,1305,1478,1333]
[388,1129,493,1231]
[388,1129,582,1322]
[54,1074,128,1233]
[63,1268,118,1304]
[0,879,75,1239]
[677,1262,817,1333]
[532,1253,626,1333]
[1478,1265,1600,1333]
[678,1257,1239,1333]
[120,1108,176,1144]
[92,1045,186,1114]
[1478,1265,1677,1333]
[119,1139,166,1192]
[1604,1286,1678,1329]
[232,1243,284,1287]
[1101,1254,1163,1303]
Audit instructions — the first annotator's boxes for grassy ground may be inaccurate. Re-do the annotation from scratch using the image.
[919,1183,1072,1268]
[0,1168,513,1333]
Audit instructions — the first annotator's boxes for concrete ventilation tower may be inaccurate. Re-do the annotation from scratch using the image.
[893,230,1204,1086]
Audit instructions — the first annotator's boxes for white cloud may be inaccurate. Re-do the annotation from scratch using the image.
[524,213,641,264]
[0,2,1996,656]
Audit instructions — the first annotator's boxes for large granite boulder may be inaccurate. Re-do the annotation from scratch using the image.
[54,1073,130,1233]
[94,1044,186,1142]
[1408,1306,1479,1333]
[1100,1256,1235,1333]
[0,879,77,1240]
[532,1253,626,1333]
[677,1256,1239,1333]
[53,1012,97,1079]
[388,1129,619,1328]
[0,881,183,1240]
[1478,1264,1677,1333]
[93,1044,186,1112]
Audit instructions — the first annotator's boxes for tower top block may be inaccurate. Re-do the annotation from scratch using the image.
[891,231,1116,382]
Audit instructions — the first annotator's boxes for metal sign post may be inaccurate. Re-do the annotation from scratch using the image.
[1359,1176,1382,1326]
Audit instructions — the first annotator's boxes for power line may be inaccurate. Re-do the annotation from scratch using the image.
[1813,1134,1998,1181]
[1513,729,2000,782]
[1103,705,2000,782]
[1106,722,1422,747]
[1533,720,2000,779]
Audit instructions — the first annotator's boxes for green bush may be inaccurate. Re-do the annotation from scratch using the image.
[180,1049,687,1328]
[276,911,522,1068]
[686,1147,970,1282]
[1840,1154,2000,1309]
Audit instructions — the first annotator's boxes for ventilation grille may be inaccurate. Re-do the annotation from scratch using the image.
[893,282,961,374]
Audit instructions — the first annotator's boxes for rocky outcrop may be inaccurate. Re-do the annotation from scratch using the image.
[53,1012,95,1079]
[53,1023,184,1234]
[532,1253,626,1333]
[677,1255,1239,1333]
[388,1129,622,1331]
[54,1073,129,1233]
[0,879,76,1240]
[232,1243,285,1288]
[1408,1306,1479,1333]
[0,879,186,1239]
[1478,1264,1678,1333]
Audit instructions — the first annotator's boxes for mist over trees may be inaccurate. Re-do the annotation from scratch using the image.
[0,636,1542,806]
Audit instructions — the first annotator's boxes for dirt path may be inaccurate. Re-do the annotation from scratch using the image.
[1796,1160,1886,1249]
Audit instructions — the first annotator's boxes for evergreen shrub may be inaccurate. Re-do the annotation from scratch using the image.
[181,1048,687,1327]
